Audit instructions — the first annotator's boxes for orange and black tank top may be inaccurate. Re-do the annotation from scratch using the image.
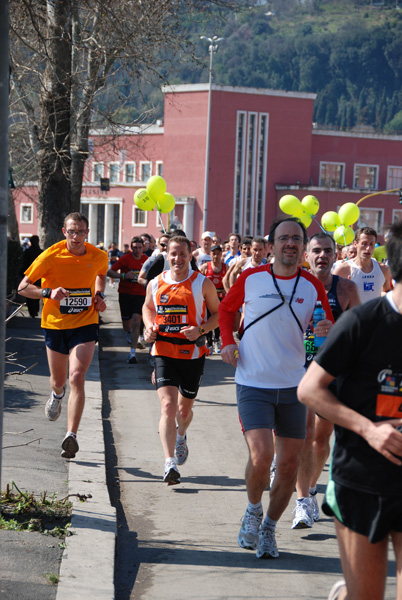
[150,270,207,359]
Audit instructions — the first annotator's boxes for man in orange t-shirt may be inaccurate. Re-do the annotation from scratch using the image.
[18,212,108,460]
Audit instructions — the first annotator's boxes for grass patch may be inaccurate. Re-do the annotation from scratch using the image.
[0,481,72,538]
[43,573,60,585]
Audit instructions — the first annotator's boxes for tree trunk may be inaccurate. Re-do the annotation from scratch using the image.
[37,0,72,248]
[7,189,19,241]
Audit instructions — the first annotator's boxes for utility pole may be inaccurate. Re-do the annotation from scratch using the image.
[0,0,10,490]
[200,35,223,232]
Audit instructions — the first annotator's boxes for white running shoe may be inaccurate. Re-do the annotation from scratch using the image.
[292,498,314,529]
[136,337,146,350]
[175,435,189,465]
[45,388,65,421]
[256,526,279,559]
[163,459,181,485]
[310,492,320,522]
[237,509,263,550]
[213,341,221,354]
[327,580,346,600]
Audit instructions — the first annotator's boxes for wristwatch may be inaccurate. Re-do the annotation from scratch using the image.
[199,326,206,335]
[95,291,105,299]
[41,288,52,298]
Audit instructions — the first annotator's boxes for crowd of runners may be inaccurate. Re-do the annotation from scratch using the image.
[17,213,402,600]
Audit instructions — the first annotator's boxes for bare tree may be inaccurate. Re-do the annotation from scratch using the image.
[9,0,240,247]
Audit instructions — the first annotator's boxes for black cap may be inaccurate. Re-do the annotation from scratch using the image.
[210,244,222,252]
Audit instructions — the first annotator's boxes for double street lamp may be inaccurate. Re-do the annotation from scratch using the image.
[200,35,223,231]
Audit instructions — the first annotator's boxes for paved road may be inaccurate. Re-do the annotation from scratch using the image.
[100,291,398,600]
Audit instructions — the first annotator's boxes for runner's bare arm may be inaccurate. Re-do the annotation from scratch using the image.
[18,276,68,300]
[380,263,392,293]
[142,283,157,342]
[181,278,220,341]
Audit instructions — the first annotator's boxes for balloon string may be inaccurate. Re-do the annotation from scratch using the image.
[311,214,327,234]
[157,211,167,234]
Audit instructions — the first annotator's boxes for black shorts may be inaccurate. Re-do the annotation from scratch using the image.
[323,479,402,543]
[118,293,145,320]
[154,355,205,399]
[43,323,99,355]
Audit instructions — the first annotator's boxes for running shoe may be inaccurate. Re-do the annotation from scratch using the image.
[136,336,146,349]
[292,498,314,529]
[61,433,79,459]
[45,387,65,421]
[175,434,189,465]
[237,509,263,550]
[310,492,320,522]
[256,526,279,559]
[327,580,346,600]
[213,341,221,354]
[127,351,137,364]
[163,459,181,485]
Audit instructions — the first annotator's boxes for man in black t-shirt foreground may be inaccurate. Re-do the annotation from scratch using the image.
[298,221,402,600]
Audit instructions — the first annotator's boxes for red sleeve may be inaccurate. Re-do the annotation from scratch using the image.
[111,254,128,272]
[218,270,248,348]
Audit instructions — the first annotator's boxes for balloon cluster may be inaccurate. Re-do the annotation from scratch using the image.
[279,194,320,229]
[321,203,360,246]
[134,176,175,214]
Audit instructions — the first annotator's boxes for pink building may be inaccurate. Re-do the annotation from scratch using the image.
[13,84,402,247]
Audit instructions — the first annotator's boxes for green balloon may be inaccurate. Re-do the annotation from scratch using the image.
[157,192,176,214]
[146,175,167,202]
[301,195,320,216]
[334,225,355,246]
[321,211,341,232]
[279,195,302,216]
[134,188,155,211]
[338,203,360,226]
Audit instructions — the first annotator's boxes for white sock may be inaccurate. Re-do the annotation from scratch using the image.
[130,348,136,354]
[309,486,317,496]
[66,431,76,438]
[53,390,64,399]
[248,501,263,514]
[262,515,277,529]
[176,433,186,442]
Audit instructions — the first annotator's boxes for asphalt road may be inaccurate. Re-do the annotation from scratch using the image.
[99,291,398,600]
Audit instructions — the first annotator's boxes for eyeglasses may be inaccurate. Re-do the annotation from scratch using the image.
[276,235,304,244]
[66,230,88,237]
[159,243,167,248]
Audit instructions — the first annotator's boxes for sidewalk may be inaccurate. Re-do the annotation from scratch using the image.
[1,308,115,600]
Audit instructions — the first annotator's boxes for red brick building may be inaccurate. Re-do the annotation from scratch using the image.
[13,84,402,247]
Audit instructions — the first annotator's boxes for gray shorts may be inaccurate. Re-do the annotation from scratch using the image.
[236,384,307,439]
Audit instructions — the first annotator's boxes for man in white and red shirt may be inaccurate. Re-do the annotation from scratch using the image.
[107,236,148,364]
[219,218,333,560]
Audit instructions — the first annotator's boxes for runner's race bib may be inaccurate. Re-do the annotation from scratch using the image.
[59,288,92,314]
[376,369,402,419]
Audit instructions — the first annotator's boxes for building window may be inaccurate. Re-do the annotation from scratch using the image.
[387,166,402,190]
[255,113,268,236]
[133,206,146,226]
[140,162,151,182]
[233,111,246,233]
[109,162,120,183]
[93,162,104,182]
[20,204,33,223]
[354,164,378,190]
[357,208,383,233]
[320,162,345,188]
[244,113,258,236]
[125,162,135,183]
[156,162,163,177]
[393,209,402,224]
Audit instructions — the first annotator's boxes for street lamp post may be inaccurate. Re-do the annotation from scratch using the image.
[200,35,223,232]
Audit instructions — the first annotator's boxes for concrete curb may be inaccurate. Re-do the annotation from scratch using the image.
[56,345,116,600]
